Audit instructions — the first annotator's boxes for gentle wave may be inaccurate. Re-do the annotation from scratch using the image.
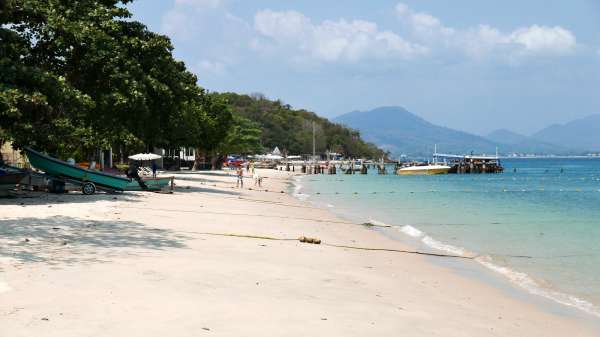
[421,236,467,256]
[388,221,600,318]
[292,176,310,201]
[476,257,600,318]
[397,224,424,238]
[292,182,600,318]
[368,219,390,228]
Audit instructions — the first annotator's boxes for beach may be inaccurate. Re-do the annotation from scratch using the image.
[1,169,599,336]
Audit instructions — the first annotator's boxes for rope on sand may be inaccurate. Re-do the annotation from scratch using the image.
[187,231,475,260]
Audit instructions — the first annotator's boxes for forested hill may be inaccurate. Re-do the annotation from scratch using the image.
[217,93,386,159]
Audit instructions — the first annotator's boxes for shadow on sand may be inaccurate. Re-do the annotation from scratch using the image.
[0,216,187,266]
[173,185,241,196]
[0,190,144,206]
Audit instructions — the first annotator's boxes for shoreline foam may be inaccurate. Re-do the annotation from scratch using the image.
[291,177,600,320]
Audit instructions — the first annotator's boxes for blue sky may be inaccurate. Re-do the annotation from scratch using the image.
[128,0,600,135]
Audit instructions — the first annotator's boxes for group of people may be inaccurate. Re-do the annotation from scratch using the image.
[236,162,262,188]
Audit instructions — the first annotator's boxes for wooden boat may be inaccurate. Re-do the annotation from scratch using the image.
[397,164,451,175]
[24,147,173,194]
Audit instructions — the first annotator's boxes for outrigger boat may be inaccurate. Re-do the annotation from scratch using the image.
[24,147,173,195]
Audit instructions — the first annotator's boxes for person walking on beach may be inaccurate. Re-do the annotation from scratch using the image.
[236,166,244,188]
[253,169,262,187]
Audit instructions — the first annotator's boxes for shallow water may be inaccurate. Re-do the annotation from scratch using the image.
[295,158,600,317]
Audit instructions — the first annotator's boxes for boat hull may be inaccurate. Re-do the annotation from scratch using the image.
[397,166,451,175]
[24,147,171,192]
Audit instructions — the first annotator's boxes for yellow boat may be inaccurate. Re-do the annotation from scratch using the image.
[397,164,451,175]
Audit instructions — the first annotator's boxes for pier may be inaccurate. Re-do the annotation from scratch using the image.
[436,154,504,174]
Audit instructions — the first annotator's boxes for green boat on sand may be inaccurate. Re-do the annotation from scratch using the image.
[24,147,173,195]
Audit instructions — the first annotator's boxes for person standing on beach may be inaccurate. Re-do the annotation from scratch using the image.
[236,166,244,188]
[151,161,157,178]
[253,169,261,187]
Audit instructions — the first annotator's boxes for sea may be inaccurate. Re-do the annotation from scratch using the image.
[292,158,600,318]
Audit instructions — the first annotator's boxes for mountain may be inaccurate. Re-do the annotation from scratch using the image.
[217,92,385,158]
[334,106,500,157]
[486,129,529,145]
[486,129,566,154]
[533,114,600,152]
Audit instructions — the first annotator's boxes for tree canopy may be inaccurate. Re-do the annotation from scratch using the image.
[216,93,386,159]
[0,1,383,165]
[0,0,231,159]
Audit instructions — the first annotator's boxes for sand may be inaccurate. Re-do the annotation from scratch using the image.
[1,169,599,336]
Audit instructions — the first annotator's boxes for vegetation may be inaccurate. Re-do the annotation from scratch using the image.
[0,1,384,167]
[217,92,386,159]
[0,0,231,161]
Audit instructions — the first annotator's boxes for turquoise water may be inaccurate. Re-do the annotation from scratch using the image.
[295,158,600,317]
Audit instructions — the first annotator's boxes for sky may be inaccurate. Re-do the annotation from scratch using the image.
[128,0,600,135]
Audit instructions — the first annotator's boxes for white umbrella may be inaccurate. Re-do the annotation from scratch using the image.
[128,153,162,161]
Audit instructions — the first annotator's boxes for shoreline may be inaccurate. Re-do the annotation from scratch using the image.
[1,169,599,336]
[293,172,600,320]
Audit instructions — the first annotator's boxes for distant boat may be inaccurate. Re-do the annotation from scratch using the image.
[397,164,451,175]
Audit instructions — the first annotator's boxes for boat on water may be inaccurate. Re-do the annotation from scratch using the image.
[397,164,451,175]
[24,147,173,194]
[396,145,451,175]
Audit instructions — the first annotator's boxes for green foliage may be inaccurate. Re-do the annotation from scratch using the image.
[216,93,386,159]
[220,114,262,155]
[1,0,231,160]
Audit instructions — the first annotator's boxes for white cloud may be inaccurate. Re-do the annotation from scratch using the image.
[162,0,251,77]
[174,0,223,9]
[197,60,227,75]
[395,2,576,59]
[253,9,427,63]
[509,25,575,53]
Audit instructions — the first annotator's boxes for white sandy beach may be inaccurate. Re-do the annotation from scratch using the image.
[1,169,599,336]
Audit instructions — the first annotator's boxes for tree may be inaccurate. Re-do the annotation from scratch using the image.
[1,0,230,162]
[219,115,263,155]
[191,92,232,170]
[216,92,386,159]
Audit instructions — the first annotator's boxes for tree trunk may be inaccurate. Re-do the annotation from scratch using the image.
[211,153,225,170]
[192,148,204,171]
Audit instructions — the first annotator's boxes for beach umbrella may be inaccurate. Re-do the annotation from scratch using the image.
[128,153,162,161]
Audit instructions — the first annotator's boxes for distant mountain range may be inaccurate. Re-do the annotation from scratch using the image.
[333,106,599,157]
[532,114,600,152]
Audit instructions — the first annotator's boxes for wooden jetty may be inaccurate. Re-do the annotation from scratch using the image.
[436,153,504,174]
